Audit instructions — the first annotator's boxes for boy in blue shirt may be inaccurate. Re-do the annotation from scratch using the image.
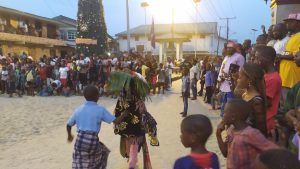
[67,85,128,169]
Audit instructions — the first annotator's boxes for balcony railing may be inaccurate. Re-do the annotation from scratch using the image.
[0,32,66,46]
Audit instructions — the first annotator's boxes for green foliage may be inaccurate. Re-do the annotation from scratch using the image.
[76,0,108,56]
[109,71,150,100]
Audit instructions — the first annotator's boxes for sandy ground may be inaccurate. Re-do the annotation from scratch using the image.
[0,80,225,169]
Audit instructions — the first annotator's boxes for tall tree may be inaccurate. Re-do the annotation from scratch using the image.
[76,0,108,56]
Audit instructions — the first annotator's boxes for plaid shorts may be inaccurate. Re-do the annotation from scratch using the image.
[72,131,110,169]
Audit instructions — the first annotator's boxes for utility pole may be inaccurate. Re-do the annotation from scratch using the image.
[194,0,201,59]
[126,0,131,52]
[216,26,222,56]
[220,17,236,43]
[141,2,149,57]
[251,28,258,43]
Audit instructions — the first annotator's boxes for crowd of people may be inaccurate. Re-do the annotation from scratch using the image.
[0,51,176,98]
[1,11,300,169]
[175,12,300,169]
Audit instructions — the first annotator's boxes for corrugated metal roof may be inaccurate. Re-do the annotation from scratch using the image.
[115,22,217,36]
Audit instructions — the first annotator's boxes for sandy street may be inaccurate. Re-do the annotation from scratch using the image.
[0,80,225,169]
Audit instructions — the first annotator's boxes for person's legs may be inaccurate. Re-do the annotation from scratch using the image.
[191,80,197,99]
[128,144,139,169]
[220,92,234,117]
[168,74,172,88]
[206,86,213,104]
[198,81,205,96]
[1,80,6,94]
[183,95,188,116]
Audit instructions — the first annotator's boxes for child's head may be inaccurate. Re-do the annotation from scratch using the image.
[180,114,212,148]
[254,149,300,169]
[255,46,276,69]
[237,63,265,96]
[84,85,100,102]
[223,99,251,126]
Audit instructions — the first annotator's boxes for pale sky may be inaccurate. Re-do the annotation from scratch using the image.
[0,0,272,43]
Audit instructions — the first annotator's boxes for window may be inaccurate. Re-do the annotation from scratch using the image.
[67,31,76,40]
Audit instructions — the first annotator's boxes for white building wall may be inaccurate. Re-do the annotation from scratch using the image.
[117,34,224,55]
[183,35,212,52]
[118,36,159,54]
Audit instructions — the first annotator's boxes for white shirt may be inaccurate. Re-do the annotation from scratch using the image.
[52,80,61,88]
[112,58,118,65]
[1,70,8,81]
[274,36,290,55]
[190,65,199,80]
[218,53,245,92]
[166,62,174,75]
[59,67,69,79]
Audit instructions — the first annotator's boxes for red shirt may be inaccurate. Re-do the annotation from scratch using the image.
[39,67,47,80]
[264,72,282,132]
[227,126,278,169]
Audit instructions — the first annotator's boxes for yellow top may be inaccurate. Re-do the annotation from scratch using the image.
[280,32,300,88]
[141,65,149,78]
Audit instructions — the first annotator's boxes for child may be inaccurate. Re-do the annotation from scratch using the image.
[205,63,214,104]
[67,85,128,169]
[59,60,69,87]
[1,65,8,94]
[255,46,282,138]
[216,99,278,169]
[7,64,18,97]
[181,68,190,117]
[157,63,166,94]
[254,149,300,169]
[71,64,80,95]
[51,79,61,96]
[236,63,268,136]
[174,114,219,169]
[26,66,35,96]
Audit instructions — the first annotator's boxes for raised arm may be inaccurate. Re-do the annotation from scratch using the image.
[113,110,129,124]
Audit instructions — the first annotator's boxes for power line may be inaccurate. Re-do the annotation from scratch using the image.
[220,17,236,42]
[206,0,221,19]
[43,0,57,16]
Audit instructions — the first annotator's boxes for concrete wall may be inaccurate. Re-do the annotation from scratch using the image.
[272,4,300,24]
[117,36,159,54]
[0,43,51,60]
[116,34,222,55]
[0,43,75,60]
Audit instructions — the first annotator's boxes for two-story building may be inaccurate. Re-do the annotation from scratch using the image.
[52,15,77,57]
[0,6,75,60]
[53,15,117,55]
[115,22,227,62]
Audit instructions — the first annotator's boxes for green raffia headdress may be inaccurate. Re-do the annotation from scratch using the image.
[109,70,150,100]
